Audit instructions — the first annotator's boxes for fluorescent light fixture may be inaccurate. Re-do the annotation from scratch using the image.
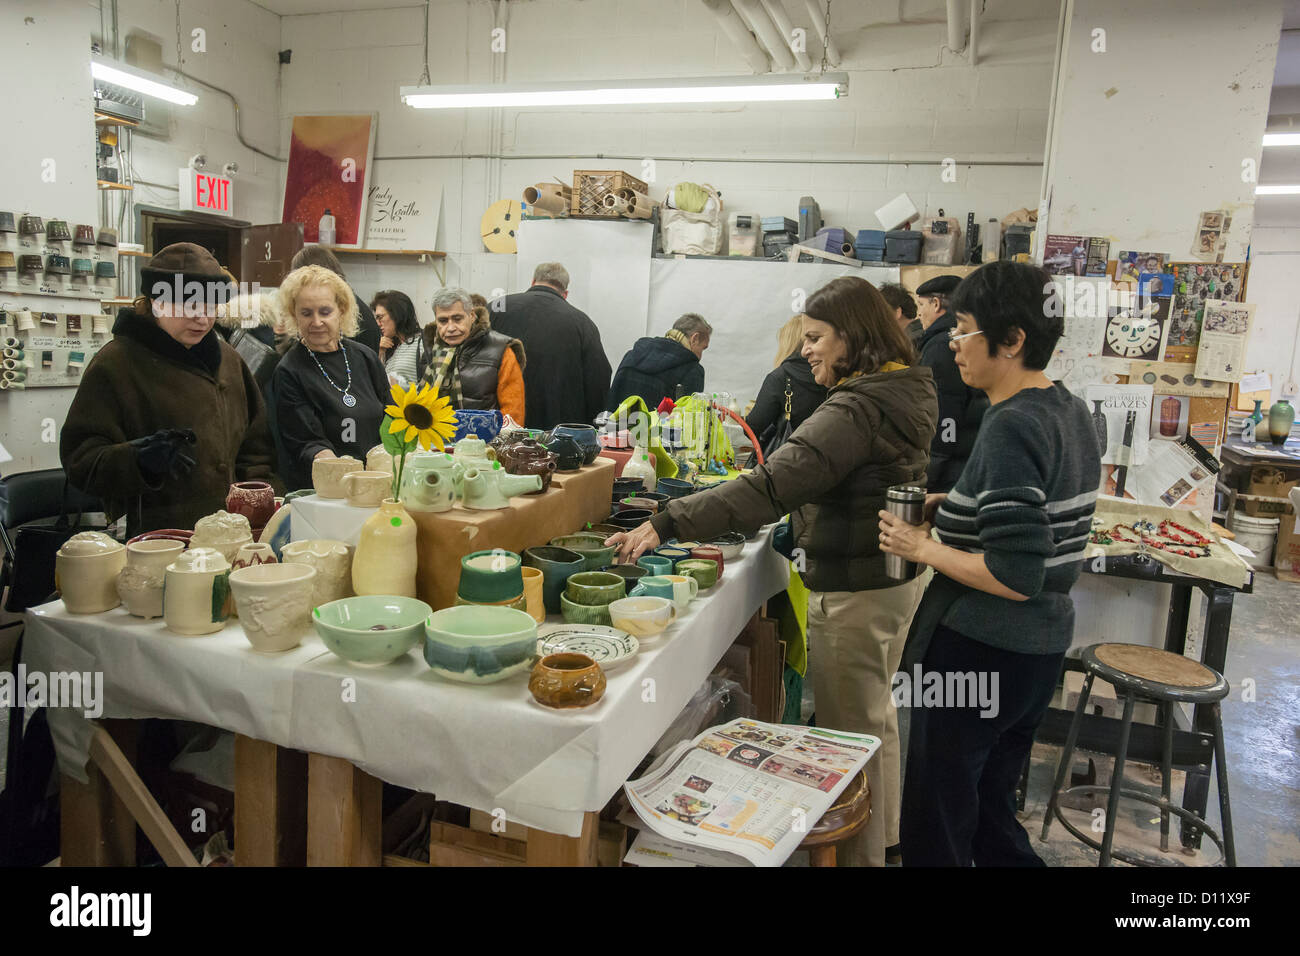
[1263,132,1300,146]
[400,73,848,109]
[92,58,197,106]
[1255,184,1300,195]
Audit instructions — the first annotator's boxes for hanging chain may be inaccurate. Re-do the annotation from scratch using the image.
[175,0,183,72]
[818,0,832,75]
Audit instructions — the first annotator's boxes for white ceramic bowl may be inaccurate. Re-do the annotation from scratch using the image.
[608,596,677,639]
[229,563,316,652]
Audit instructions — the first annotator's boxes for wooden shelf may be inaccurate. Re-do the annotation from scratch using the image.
[98,181,133,191]
[324,247,445,258]
[95,112,139,128]
[101,297,135,306]
[118,250,149,257]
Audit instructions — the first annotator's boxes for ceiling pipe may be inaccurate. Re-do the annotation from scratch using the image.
[946,0,966,54]
[698,0,772,73]
[734,0,796,72]
[760,0,813,71]
[969,0,980,66]
[802,0,841,67]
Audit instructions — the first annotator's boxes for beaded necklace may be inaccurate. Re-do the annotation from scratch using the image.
[307,341,356,407]
[1089,518,1212,558]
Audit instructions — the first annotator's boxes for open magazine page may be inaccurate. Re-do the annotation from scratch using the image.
[623,718,879,867]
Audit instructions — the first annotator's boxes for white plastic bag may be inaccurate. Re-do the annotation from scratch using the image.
[660,184,724,255]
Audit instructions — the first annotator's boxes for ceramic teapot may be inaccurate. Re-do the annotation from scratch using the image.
[399,451,463,512]
[495,437,557,493]
[460,462,542,510]
[452,437,497,464]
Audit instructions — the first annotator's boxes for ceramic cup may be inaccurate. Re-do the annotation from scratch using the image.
[690,545,725,580]
[657,477,695,498]
[229,563,316,652]
[598,564,647,585]
[560,592,613,626]
[608,596,677,639]
[523,546,586,614]
[117,538,184,619]
[459,549,524,603]
[608,508,653,531]
[341,470,391,508]
[635,554,673,576]
[629,575,675,601]
[549,533,616,572]
[232,542,277,570]
[366,443,394,476]
[163,548,232,635]
[280,538,353,607]
[618,496,660,514]
[56,531,127,614]
[564,571,626,607]
[312,455,363,499]
[529,653,606,710]
[676,558,718,590]
[661,574,700,611]
[612,477,645,498]
[520,566,546,624]
[653,546,691,564]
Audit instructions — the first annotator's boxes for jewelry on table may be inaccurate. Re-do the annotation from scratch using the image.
[308,341,356,407]
[1088,519,1212,558]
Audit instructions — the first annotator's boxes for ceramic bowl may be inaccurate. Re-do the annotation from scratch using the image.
[608,596,677,639]
[458,549,524,603]
[654,546,691,564]
[564,571,626,607]
[617,496,660,514]
[707,531,746,561]
[529,653,606,710]
[549,533,616,571]
[657,477,695,498]
[423,605,538,683]
[522,546,585,614]
[313,595,432,665]
[585,523,624,539]
[607,509,653,531]
[676,558,719,590]
[560,592,613,626]
[126,529,193,547]
[549,423,601,465]
[612,477,645,498]
[230,563,316,653]
[598,564,647,585]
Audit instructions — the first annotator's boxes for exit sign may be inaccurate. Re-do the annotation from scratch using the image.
[179,168,234,217]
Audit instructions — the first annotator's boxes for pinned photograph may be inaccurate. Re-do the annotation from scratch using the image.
[1043,235,1088,275]
[1116,251,1167,283]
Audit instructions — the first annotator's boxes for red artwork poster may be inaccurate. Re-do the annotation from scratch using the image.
[281,114,377,247]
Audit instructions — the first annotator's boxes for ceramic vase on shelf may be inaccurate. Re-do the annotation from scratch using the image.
[352,499,417,597]
[1269,397,1295,445]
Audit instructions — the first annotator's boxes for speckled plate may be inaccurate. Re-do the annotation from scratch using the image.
[536,624,639,669]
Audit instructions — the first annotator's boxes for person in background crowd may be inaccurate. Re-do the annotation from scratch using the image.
[879,281,923,349]
[272,265,391,490]
[490,262,611,429]
[915,274,989,493]
[607,313,711,409]
[880,261,1101,867]
[607,276,937,868]
[220,290,288,472]
[745,314,828,439]
[289,245,381,353]
[422,287,525,424]
[60,243,280,537]
[372,289,424,388]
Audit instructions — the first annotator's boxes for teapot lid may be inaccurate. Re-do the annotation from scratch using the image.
[169,547,230,573]
[192,510,252,541]
[58,531,124,557]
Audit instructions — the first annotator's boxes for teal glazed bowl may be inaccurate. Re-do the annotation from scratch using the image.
[523,545,585,614]
[423,605,538,683]
[458,549,524,603]
[313,595,432,665]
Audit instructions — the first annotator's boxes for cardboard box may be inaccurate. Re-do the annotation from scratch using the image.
[1244,465,1300,516]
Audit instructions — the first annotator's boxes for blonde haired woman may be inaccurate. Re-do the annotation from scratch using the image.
[745,314,829,440]
[272,264,391,490]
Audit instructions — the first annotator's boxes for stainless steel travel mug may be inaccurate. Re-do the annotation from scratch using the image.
[884,484,926,581]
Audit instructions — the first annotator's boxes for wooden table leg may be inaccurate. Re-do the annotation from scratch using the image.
[60,720,138,866]
[306,753,383,867]
[525,811,600,867]
[737,612,783,722]
[234,735,307,867]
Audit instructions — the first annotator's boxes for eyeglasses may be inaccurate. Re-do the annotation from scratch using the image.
[948,328,984,344]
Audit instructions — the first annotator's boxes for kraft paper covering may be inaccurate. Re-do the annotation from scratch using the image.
[1086,496,1250,588]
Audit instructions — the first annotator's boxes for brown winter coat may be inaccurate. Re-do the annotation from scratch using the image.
[649,366,938,592]
[60,308,281,537]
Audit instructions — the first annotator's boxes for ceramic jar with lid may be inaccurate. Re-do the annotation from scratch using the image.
[352,499,417,597]
[56,531,127,614]
[117,538,185,619]
[190,510,254,565]
[163,548,232,635]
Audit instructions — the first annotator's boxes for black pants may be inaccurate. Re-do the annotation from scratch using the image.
[900,624,1064,866]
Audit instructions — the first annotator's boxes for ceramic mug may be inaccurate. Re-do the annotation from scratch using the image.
[342,470,391,508]
[529,653,606,709]
[661,574,700,611]
[229,563,316,652]
[676,558,718,590]
[636,554,673,576]
[117,538,185,619]
[520,566,546,624]
[560,593,613,626]
[690,545,725,580]
[312,455,363,499]
[629,575,675,601]
[55,532,127,614]
[564,571,626,607]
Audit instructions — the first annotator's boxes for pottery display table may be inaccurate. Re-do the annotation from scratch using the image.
[24,524,790,866]
[291,457,616,610]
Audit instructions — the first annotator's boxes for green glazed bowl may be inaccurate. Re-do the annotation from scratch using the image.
[564,570,626,606]
[458,549,523,603]
[550,533,616,571]
[423,604,538,684]
[313,595,432,665]
[675,558,718,590]
[560,592,613,626]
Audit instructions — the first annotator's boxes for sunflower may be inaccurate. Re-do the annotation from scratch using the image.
[385,382,457,451]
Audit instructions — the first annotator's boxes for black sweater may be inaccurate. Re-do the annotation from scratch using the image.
[272,340,390,490]
[745,351,828,438]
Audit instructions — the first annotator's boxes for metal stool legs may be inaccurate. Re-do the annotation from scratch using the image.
[1040,672,1094,842]
[1159,700,1173,853]
[1211,703,1236,867]
[1098,694,1136,866]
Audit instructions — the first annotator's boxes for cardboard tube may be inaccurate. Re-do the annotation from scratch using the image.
[604,193,632,216]
[523,183,570,217]
[841,241,855,256]
[617,188,660,220]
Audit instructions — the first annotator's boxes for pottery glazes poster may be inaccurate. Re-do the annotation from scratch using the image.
[1085,384,1153,465]
[281,114,377,246]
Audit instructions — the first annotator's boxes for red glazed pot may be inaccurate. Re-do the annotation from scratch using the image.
[226,481,276,535]
[690,545,725,580]
[127,529,193,548]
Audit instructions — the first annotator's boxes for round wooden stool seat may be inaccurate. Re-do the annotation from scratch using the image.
[1084,643,1229,704]
[799,770,870,867]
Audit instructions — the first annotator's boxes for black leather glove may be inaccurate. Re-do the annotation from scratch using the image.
[130,428,198,484]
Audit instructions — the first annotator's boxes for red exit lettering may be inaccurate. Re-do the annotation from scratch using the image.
[193,174,229,212]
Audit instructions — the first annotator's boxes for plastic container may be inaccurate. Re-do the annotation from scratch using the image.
[318,209,336,245]
[922,213,962,265]
[727,214,760,257]
[1229,512,1279,569]
[885,230,923,263]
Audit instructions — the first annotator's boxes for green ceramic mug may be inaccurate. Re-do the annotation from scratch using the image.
[629,575,675,601]
[661,573,700,611]
[560,592,613,626]
[676,558,718,590]
[564,571,626,607]
[636,554,674,576]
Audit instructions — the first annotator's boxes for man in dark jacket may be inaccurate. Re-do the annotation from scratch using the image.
[608,313,711,409]
[491,262,612,429]
[915,274,988,492]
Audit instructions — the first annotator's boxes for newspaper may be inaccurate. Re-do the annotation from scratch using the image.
[623,718,878,867]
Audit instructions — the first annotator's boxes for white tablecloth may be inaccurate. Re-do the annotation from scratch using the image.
[25,527,790,837]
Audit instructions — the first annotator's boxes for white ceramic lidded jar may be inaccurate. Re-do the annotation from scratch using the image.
[163,547,232,635]
[190,510,254,565]
[352,499,417,597]
[117,538,185,619]
[56,531,127,614]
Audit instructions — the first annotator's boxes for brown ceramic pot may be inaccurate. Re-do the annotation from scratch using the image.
[226,480,276,536]
[528,653,606,709]
[496,438,557,493]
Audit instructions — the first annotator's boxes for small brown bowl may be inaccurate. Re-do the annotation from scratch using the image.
[529,652,606,709]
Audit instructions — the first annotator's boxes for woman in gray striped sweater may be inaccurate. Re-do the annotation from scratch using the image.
[878,261,1102,866]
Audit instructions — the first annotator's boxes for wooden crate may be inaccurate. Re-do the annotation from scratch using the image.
[571,170,649,216]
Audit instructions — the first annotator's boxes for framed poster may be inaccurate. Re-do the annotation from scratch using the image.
[281,113,378,247]
[364,159,443,249]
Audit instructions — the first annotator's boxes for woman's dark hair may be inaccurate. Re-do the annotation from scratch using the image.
[290,245,345,277]
[370,290,421,342]
[803,276,916,377]
[948,260,1062,371]
[877,281,918,320]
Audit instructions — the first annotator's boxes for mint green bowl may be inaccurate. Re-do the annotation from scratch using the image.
[313,595,432,665]
[423,605,538,683]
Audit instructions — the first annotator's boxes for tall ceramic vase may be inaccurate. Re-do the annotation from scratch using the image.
[352,498,417,597]
[1268,398,1295,445]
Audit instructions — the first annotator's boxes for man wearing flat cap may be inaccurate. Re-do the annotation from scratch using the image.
[915,274,988,492]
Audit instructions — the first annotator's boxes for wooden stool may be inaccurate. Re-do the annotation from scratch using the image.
[799,770,870,867]
[1041,643,1235,866]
